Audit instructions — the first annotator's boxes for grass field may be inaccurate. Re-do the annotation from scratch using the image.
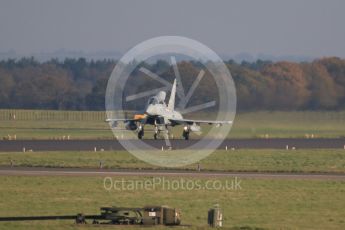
[1,110,344,229]
[1,149,345,173]
[1,110,345,140]
[0,176,344,229]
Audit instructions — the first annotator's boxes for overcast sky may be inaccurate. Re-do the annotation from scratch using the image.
[0,0,344,59]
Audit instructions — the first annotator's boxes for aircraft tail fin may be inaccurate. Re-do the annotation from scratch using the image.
[168,79,177,111]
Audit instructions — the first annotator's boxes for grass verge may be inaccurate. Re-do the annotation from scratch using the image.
[0,176,344,229]
[0,149,344,173]
[1,111,345,140]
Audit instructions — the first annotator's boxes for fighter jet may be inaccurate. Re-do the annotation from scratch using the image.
[106,79,232,140]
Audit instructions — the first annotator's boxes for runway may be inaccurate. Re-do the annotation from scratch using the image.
[0,166,344,180]
[0,138,344,152]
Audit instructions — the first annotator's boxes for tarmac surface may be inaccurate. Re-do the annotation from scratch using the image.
[0,138,345,152]
[0,166,344,180]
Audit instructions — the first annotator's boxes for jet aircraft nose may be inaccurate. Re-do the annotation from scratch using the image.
[146,104,155,115]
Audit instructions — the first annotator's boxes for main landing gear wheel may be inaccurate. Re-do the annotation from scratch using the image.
[182,126,190,140]
[137,125,144,139]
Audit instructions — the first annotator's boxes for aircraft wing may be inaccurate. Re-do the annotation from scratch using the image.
[106,114,147,123]
[106,118,139,122]
[169,118,232,125]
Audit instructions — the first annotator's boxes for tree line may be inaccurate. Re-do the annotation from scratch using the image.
[0,57,344,111]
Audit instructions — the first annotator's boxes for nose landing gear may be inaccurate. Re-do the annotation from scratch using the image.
[154,126,158,140]
[153,124,171,140]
